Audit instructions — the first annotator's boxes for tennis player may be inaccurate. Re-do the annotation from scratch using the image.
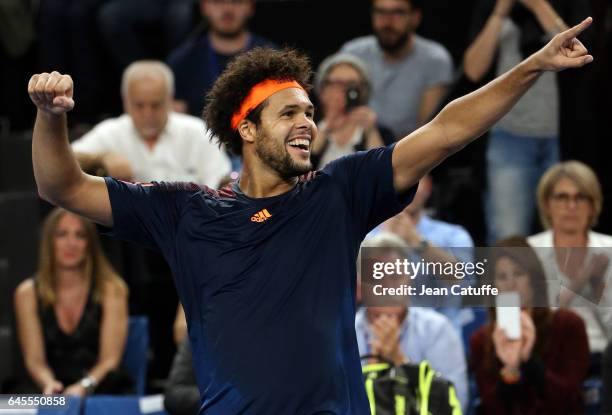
[28,18,592,414]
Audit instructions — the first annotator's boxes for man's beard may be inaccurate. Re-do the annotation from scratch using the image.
[255,130,312,180]
[211,21,247,40]
[374,27,410,54]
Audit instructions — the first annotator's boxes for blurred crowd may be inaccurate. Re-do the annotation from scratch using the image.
[1,0,612,414]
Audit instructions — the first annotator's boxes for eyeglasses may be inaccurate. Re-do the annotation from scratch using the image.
[372,7,411,18]
[549,192,591,205]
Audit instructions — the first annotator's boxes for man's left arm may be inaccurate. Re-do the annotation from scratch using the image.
[392,17,594,193]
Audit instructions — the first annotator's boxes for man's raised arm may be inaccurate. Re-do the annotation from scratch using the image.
[29,71,113,227]
[392,17,594,193]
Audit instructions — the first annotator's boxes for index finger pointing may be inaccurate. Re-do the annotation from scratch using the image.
[561,17,593,42]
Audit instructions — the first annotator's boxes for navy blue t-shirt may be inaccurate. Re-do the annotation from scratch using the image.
[103,145,415,414]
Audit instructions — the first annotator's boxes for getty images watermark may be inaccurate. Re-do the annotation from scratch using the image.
[369,256,496,297]
[359,246,612,308]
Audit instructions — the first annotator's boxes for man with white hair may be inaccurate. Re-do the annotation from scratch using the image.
[356,232,468,412]
[72,60,231,187]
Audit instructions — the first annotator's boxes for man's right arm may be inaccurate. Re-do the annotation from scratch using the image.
[29,72,113,227]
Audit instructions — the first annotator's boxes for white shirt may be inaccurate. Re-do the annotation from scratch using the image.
[317,121,364,169]
[72,112,231,188]
[528,230,612,352]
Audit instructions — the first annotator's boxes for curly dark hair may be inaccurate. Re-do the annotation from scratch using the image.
[203,47,313,156]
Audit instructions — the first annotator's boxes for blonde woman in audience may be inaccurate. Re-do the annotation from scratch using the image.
[14,208,131,396]
[528,161,612,365]
[471,236,589,414]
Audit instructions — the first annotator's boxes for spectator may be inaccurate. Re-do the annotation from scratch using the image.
[382,175,474,332]
[528,161,612,361]
[72,60,230,382]
[464,0,591,243]
[13,208,131,395]
[603,341,612,414]
[164,339,200,415]
[340,0,453,138]
[72,60,231,187]
[167,0,275,117]
[357,232,469,412]
[311,53,390,169]
[471,236,590,414]
[97,0,194,72]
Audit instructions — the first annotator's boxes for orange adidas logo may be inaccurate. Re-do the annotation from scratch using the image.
[250,209,272,223]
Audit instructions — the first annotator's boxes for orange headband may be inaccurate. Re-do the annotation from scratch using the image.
[231,79,305,130]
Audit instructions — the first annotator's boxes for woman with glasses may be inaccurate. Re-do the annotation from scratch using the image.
[311,53,392,169]
[528,161,612,373]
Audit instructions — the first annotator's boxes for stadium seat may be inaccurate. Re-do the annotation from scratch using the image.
[584,377,603,415]
[460,307,488,360]
[84,395,167,415]
[466,374,481,415]
[122,316,149,395]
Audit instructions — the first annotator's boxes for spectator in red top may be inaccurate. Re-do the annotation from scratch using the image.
[470,236,590,414]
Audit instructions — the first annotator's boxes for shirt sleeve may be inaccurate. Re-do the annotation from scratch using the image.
[100,177,196,260]
[196,131,232,188]
[339,40,356,55]
[71,126,111,154]
[322,144,417,240]
[425,44,453,88]
[424,315,468,413]
[470,327,508,414]
[447,227,475,264]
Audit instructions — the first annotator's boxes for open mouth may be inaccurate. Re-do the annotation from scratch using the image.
[286,137,311,156]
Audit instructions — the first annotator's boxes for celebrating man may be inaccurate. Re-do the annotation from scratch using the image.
[28,18,593,414]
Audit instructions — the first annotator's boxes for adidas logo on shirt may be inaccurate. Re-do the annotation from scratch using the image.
[250,209,272,223]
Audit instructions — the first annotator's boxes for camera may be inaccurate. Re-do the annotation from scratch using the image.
[345,86,363,111]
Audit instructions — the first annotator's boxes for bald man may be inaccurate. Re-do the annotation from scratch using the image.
[72,60,231,187]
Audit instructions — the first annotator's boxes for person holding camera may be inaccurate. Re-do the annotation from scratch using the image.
[311,53,392,169]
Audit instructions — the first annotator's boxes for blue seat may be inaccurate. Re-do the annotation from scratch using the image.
[122,316,149,395]
[466,374,481,415]
[584,377,603,415]
[84,395,168,415]
[461,307,488,360]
